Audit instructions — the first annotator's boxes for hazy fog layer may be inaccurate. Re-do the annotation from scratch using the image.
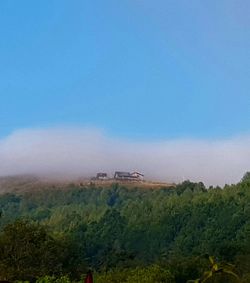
[0,127,250,186]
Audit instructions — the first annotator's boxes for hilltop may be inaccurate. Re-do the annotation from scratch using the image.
[0,175,174,194]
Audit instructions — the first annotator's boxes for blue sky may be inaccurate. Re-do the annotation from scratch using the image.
[1,0,250,140]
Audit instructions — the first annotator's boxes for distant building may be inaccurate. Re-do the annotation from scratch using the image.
[114,171,144,181]
[96,173,108,180]
[131,171,144,181]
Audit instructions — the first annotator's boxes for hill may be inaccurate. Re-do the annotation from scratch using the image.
[0,175,174,194]
[0,176,250,282]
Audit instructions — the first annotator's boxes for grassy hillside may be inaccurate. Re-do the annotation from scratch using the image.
[0,175,173,194]
[0,176,250,282]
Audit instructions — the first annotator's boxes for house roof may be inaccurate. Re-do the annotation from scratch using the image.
[114,171,143,179]
[132,172,144,176]
[114,171,131,177]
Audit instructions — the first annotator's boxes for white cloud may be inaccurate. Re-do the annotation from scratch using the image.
[0,127,250,186]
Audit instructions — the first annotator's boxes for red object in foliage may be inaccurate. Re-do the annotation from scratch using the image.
[84,270,93,283]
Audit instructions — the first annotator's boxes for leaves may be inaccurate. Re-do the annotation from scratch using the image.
[0,179,249,281]
[0,220,85,281]
[188,257,240,283]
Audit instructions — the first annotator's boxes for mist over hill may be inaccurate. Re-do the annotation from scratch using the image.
[1,128,250,186]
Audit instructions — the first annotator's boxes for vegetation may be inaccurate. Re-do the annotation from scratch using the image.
[187,256,240,283]
[0,175,250,282]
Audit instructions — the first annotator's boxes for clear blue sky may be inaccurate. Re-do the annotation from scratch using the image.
[0,0,249,140]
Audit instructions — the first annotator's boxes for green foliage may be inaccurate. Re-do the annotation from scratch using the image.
[0,220,86,281]
[95,265,174,283]
[85,209,127,268]
[0,220,61,281]
[36,275,71,283]
[126,265,174,283]
[241,172,250,184]
[0,175,250,281]
[188,256,240,283]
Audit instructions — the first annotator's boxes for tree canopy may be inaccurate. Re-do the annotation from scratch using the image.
[0,174,250,282]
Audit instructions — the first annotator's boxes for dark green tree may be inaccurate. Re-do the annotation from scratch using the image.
[241,172,250,183]
[0,220,67,281]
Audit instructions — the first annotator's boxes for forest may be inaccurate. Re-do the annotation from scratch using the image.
[0,173,250,283]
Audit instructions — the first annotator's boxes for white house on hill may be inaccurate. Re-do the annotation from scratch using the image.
[114,171,144,181]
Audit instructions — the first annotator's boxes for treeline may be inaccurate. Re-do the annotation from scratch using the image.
[0,173,250,282]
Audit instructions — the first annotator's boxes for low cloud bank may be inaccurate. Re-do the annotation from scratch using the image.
[0,127,250,186]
